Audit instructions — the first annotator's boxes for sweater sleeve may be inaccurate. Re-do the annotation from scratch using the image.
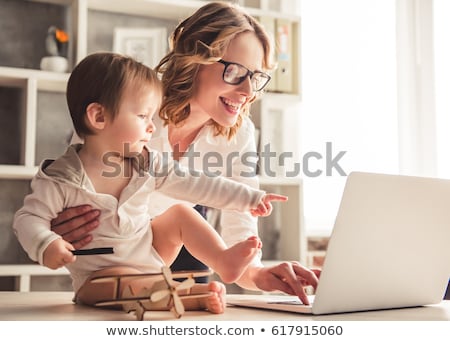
[149,150,265,212]
[13,176,64,265]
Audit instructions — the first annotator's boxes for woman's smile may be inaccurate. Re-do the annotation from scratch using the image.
[220,97,243,115]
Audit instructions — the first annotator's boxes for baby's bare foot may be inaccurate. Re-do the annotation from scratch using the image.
[204,281,226,314]
[218,236,262,283]
[239,236,262,255]
[181,282,226,313]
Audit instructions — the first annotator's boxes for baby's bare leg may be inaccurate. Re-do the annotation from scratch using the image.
[217,236,262,282]
[152,204,261,283]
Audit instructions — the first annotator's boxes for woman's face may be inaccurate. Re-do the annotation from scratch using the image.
[191,31,265,127]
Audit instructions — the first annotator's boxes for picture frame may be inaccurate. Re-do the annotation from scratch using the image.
[113,27,167,68]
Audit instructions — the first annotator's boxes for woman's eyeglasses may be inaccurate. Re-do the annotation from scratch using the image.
[218,60,271,92]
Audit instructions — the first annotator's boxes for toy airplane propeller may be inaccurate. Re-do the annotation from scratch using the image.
[150,266,196,317]
[91,266,213,320]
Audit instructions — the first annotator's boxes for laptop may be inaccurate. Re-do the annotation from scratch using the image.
[228,171,450,315]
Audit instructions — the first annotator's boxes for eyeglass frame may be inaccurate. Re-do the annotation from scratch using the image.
[217,59,271,92]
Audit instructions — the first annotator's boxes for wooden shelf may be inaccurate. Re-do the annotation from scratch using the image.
[0,66,68,92]
[0,264,70,292]
[86,0,300,21]
[87,0,201,20]
[0,165,38,180]
[259,176,302,186]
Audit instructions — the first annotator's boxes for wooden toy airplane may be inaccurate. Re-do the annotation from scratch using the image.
[90,266,213,320]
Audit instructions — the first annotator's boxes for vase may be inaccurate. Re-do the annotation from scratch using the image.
[40,56,69,73]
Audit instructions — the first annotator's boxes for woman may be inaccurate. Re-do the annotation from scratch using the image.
[51,1,319,305]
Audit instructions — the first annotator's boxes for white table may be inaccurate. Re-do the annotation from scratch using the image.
[0,292,449,321]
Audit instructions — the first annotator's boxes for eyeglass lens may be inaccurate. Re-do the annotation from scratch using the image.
[222,62,270,91]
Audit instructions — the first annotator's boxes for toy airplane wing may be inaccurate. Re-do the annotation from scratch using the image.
[90,269,212,284]
[95,292,212,307]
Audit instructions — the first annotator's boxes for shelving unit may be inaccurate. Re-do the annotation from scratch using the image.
[0,0,305,270]
[0,265,70,292]
[259,177,306,263]
[0,66,69,179]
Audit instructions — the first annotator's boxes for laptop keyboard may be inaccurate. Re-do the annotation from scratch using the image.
[269,296,315,306]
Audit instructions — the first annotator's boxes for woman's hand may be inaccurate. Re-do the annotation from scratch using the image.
[252,261,321,305]
[51,205,100,249]
[250,193,288,217]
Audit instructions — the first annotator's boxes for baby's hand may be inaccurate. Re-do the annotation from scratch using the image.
[250,193,288,217]
[43,238,76,269]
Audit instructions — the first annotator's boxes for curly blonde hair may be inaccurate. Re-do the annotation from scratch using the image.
[155,1,274,140]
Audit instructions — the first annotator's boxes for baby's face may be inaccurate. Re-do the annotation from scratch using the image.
[105,83,160,157]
